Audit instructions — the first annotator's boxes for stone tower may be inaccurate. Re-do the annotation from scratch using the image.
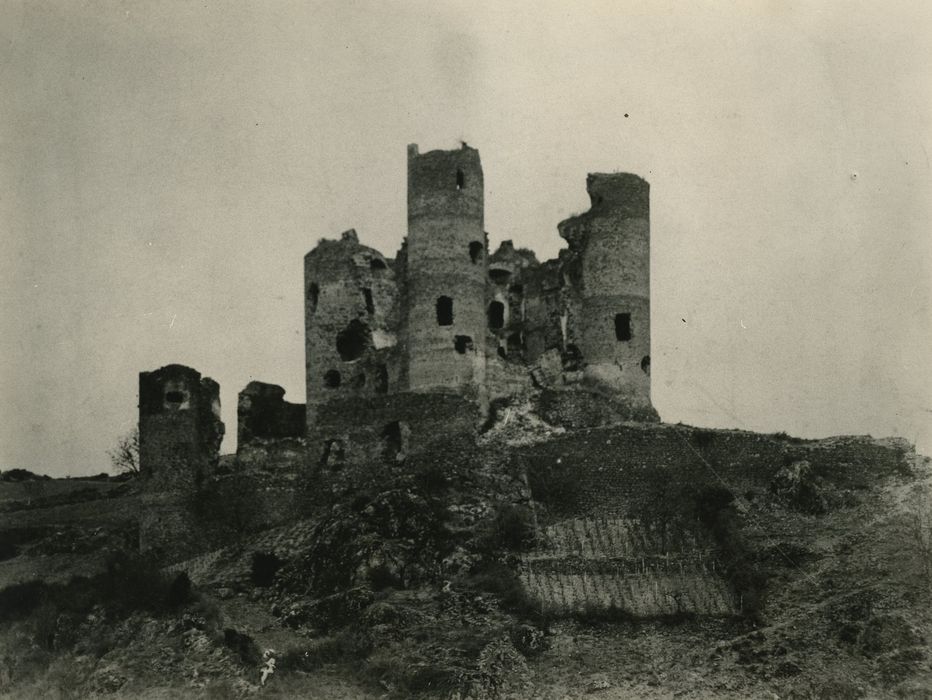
[558,173,653,411]
[402,143,487,396]
[304,229,398,433]
[137,364,224,558]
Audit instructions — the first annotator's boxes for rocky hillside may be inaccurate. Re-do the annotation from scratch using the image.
[0,414,929,699]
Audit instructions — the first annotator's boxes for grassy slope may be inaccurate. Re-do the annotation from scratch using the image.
[0,431,929,698]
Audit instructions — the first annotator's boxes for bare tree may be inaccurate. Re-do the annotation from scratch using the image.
[110,428,140,475]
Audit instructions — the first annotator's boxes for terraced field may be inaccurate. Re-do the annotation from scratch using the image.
[519,517,737,616]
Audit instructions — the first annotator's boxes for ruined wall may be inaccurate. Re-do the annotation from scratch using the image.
[308,392,480,494]
[138,364,224,559]
[237,381,305,446]
[402,144,487,397]
[558,173,652,406]
[304,229,399,434]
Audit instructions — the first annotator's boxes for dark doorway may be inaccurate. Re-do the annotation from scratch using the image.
[488,301,505,330]
[381,421,407,463]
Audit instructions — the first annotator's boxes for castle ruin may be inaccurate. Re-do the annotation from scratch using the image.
[138,143,658,553]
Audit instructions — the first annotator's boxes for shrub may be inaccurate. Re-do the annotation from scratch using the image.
[251,551,283,587]
[466,562,539,620]
[0,580,47,621]
[478,505,536,553]
[224,628,261,666]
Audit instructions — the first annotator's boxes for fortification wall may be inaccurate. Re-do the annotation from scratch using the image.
[309,392,480,492]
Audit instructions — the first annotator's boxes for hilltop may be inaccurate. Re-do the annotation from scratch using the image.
[1,408,930,699]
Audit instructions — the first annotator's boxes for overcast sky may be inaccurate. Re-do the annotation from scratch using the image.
[1,0,929,475]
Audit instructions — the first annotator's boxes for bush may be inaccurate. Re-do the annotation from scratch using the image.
[251,551,283,587]
[278,626,373,672]
[477,505,536,554]
[0,580,48,621]
[466,562,539,620]
[0,541,19,561]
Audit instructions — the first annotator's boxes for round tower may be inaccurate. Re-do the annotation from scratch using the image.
[402,143,487,395]
[558,173,652,410]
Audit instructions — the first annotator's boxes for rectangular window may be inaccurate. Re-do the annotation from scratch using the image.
[615,313,632,341]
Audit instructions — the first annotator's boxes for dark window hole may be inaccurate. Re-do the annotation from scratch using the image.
[323,370,341,388]
[336,319,370,361]
[456,169,465,190]
[510,283,524,295]
[454,335,474,354]
[362,288,374,314]
[165,391,185,404]
[370,258,386,270]
[469,241,483,264]
[641,355,651,376]
[488,301,505,330]
[436,296,453,326]
[308,283,319,311]
[615,313,632,342]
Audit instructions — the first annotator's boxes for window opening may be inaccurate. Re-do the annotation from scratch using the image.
[469,241,483,264]
[615,313,632,342]
[308,283,319,312]
[362,288,374,314]
[165,391,185,404]
[370,258,386,270]
[641,356,651,376]
[323,370,341,388]
[488,301,505,330]
[454,335,474,354]
[456,169,465,190]
[436,296,453,326]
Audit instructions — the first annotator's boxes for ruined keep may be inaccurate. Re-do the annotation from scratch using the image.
[300,143,657,480]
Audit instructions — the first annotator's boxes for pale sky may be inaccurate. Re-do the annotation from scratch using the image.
[1,0,930,475]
